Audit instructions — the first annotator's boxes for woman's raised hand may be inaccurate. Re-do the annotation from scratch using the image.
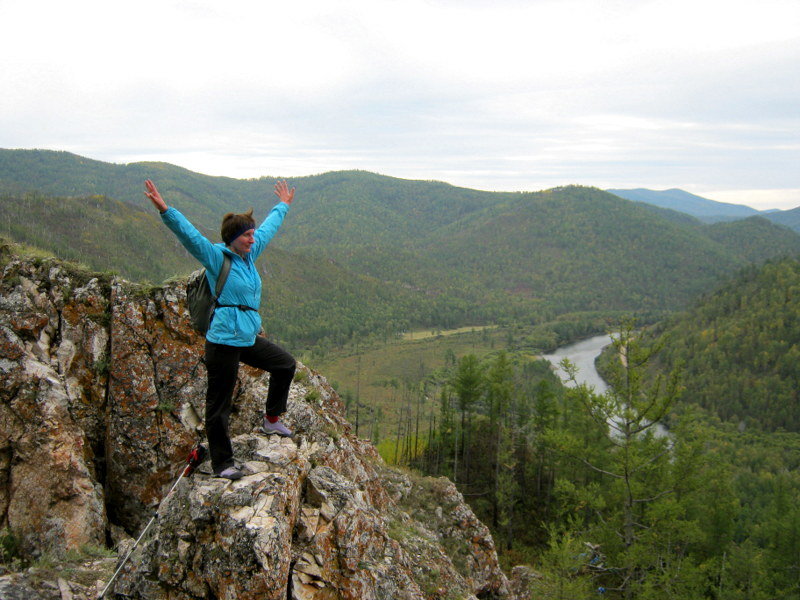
[144,179,168,213]
[274,180,295,205]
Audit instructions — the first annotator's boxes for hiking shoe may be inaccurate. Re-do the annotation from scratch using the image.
[215,466,244,480]
[260,418,293,437]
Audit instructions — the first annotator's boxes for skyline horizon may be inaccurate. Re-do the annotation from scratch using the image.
[2,1,797,215]
[5,145,796,213]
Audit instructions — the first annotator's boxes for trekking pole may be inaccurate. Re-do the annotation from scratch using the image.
[97,444,207,599]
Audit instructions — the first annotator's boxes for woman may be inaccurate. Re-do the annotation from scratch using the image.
[145,179,296,480]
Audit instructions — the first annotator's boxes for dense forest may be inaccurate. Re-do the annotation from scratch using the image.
[398,320,800,598]
[637,257,800,433]
[334,258,800,598]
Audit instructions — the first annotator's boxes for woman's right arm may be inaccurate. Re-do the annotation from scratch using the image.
[144,180,222,272]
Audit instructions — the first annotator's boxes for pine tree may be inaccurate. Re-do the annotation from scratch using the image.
[452,354,484,483]
[557,325,683,598]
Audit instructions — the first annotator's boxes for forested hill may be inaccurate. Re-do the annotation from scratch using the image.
[644,256,800,433]
[399,187,800,314]
[0,149,260,227]
[3,149,800,349]
[280,182,800,317]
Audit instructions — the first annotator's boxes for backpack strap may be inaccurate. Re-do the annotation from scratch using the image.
[215,303,258,311]
[214,254,232,299]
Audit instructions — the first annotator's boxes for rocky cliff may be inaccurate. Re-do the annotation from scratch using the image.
[0,243,528,600]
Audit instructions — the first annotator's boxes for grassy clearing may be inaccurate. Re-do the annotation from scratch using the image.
[310,326,509,445]
[401,325,498,341]
[308,314,616,454]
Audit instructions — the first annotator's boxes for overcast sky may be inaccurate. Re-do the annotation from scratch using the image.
[1,0,798,209]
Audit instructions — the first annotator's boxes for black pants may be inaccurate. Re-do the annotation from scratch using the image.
[204,337,296,472]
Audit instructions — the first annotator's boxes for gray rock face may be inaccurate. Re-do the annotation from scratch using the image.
[0,254,108,558]
[0,245,518,599]
[112,393,512,599]
[115,435,307,600]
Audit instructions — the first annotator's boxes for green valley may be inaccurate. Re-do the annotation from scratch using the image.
[3,148,800,597]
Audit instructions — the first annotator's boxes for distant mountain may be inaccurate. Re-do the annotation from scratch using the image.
[3,149,800,350]
[762,205,800,233]
[607,188,762,223]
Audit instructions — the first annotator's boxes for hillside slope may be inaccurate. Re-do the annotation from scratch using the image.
[408,186,800,313]
[764,204,800,233]
[0,192,439,348]
[0,149,260,227]
[643,256,800,432]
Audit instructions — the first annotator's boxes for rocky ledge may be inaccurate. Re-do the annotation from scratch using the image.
[0,244,527,599]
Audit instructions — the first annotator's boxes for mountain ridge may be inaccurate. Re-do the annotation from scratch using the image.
[3,148,800,351]
[607,187,764,222]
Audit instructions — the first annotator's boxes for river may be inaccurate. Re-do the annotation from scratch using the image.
[541,334,614,393]
[542,333,670,439]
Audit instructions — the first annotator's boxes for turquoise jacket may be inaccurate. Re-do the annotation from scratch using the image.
[161,202,289,346]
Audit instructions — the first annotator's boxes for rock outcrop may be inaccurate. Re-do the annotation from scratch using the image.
[0,245,519,599]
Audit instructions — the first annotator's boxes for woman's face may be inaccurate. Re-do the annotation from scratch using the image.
[230,229,255,256]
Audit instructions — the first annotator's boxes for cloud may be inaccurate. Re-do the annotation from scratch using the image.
[1,0,798,206]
